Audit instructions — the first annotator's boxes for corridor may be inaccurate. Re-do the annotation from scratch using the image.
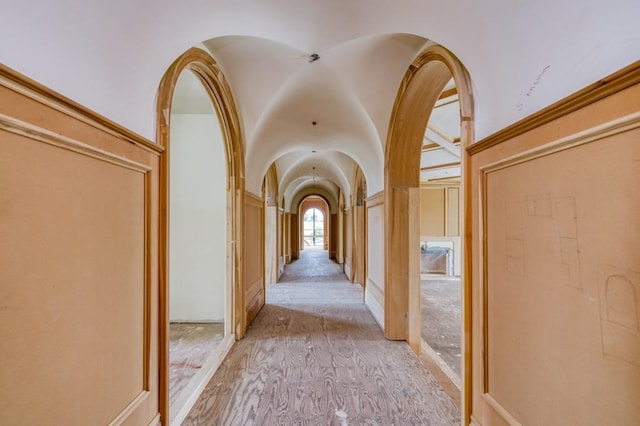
[183,248,460,425]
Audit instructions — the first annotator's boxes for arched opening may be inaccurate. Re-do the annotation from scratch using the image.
[303,208,325,247]
[384,45,474,417]
[419,78,463,389]
[298,195,330,254]
[156,48,245,425]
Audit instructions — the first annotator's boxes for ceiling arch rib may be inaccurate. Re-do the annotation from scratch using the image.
[289,183,339,215]
[277,150,354,207]
[202,36,309,143]
[245,58,383,195]
[321,33,430,147]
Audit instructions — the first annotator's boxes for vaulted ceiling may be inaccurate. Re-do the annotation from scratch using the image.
[3,1,638,209]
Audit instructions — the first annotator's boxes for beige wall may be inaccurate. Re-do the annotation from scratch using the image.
[243,192,264,328]
[0,70,161,424]
[420,188,445,235]
[469,71,640,425]
[169,113,227,322]
[420,186,461,276]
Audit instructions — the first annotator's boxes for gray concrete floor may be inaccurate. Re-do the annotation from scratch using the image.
[169,323,224,406]
[279,246,346,283]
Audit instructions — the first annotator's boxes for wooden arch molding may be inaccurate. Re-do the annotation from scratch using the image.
[155,47,246,422]
[383,44,474,420]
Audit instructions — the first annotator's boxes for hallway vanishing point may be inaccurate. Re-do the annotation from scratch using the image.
[183,247,460,425]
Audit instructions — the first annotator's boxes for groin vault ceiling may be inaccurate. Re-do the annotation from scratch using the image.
[3,1,638,206]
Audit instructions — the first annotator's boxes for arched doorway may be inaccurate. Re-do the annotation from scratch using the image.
[384,44,474,419]
[156,48,245,425]
[298,195,330,254]
[303,208,325,247]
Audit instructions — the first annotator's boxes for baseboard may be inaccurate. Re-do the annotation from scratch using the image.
[364,286,384,330]
[170,333,235,426]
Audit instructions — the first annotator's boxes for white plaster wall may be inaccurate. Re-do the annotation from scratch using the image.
[2,1,639,143]
[365,203,385,327]
[170,113,227,322]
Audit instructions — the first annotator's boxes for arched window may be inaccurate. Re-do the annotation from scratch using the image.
[303,208,324,246]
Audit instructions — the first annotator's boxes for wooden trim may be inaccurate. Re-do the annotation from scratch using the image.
[0,113,151,173]
[468,60,640,155]
[365,190,384,207]
[428,123,456,143]
[169,334,235,425]
[143,170,152,392]
[384,43,475,424]
[479,168,489,394]
[420,161,460,171]
[245,191,264,206]
[427,175,461,182]
[108,391,151,426]
[0,63,162,154]
[147,414,161,426]
[480,110,640,174]
[421,142,441,151]
[434,97,460,109]
[482,394,522,426]
[155,47,245,425]
[438,87,458,100]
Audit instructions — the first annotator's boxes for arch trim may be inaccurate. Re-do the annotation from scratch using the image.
[155,47,246,422]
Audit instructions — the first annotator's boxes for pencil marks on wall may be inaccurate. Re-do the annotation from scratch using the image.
[504,194,582,289]
[599,266,640,367]
[555,197,582,289]
[505,201,525,275]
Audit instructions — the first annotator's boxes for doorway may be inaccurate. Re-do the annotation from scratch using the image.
[419,79,463,387]
[383,45,474,415]
[157,48,244,426]
[303,208,325,247]
[167,68,232,423]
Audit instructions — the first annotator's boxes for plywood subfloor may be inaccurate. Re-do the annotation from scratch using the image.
[169,322,225,406]
[184,248,460,425]
[420,278,462,378]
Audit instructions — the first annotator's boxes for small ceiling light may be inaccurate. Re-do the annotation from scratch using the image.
[312,150,316,153]
[309,53,320,63]
[312,121,317,126]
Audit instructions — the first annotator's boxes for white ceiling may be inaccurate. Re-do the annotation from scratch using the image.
[2,0,639,208]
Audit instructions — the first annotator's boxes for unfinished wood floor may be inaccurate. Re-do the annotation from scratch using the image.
[184,248,460,425]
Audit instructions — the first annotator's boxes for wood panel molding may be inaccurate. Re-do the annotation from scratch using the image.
[109,391,151,426]
[1,105,157,424]
[244,191,264,206]
[365,190,384,207]
[477,110,640,424]
[0,63,162,154]
[468,60,640,156]
[0,113,151,173]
